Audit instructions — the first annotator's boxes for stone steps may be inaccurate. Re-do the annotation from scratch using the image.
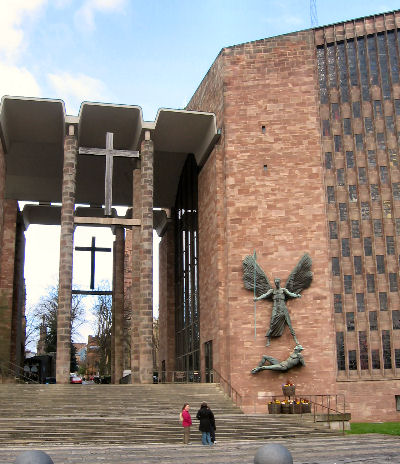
[0,383,341,446]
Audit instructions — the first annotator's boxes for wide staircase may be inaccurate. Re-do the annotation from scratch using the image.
[0,383,340,446]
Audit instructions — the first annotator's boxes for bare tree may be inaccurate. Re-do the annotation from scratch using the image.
[30,284,85,368]
[91,282,112,376]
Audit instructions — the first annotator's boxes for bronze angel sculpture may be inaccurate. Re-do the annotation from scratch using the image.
[243,253,313,346]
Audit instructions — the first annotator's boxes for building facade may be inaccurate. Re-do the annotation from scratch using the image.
[158,10,400,421]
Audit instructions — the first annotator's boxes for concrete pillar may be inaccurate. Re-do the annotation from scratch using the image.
[158,220,176,381]
[139,132,154,383]
[130,170,141,382]
[111,226,124,383]
[56,125,77,384]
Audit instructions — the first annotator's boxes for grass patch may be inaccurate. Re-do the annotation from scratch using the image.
[347,422,400,436]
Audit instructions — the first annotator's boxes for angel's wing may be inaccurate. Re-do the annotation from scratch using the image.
[242,254,272,297]
[285,253,313,294]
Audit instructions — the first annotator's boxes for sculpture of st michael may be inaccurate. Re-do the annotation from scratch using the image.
[242,253,313,347]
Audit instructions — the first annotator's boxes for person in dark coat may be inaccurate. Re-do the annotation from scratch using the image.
[196,402,214,445]
[208,405,216,444]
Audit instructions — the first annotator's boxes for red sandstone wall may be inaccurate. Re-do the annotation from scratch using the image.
[221,31,336,412]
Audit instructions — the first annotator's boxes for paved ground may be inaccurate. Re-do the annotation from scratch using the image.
[2,434,400,464]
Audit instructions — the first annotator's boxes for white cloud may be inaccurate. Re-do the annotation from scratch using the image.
[47,71,111,114]
[0,62,41,98]
[0,0,47,60]
[75,0,127,31]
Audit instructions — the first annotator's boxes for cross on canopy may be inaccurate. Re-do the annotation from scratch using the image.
[79,132,139,216]
[75,236,111,290]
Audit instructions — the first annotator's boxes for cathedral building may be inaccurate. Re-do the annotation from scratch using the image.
[0,9,400,422]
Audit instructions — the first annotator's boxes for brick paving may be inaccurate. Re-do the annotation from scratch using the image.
[2,434,400,464]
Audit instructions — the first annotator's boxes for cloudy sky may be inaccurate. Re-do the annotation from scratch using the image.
[3,0,400,345]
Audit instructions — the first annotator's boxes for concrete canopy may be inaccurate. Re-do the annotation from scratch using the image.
[0,96,218,219]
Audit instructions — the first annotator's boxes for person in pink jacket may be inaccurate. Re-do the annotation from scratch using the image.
[181,403,192,444]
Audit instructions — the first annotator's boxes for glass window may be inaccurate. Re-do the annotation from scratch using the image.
[370,184,380,201]
[344,275,353,294]
[377,133,386,150]
[347,39,358,86]
[396,218,400,235]
[386,116,395,133]
[386,236,395,255]
[389,272,398,292]
[349,350,357,370]
[359,331,369,370]
[353,101,361,118]
[337,168,345,186]
[325,152,332,169]
[358,37,370,101]
[389,150,398,167]
[327,186,335,203]
[368,150,377,167]
[393,310,400,329]
[395,99,400,115]
[317,46,328,104]
[367,274,375,293]
[379,292,388,311]
[336,332,345,370]
[393,183,400,201]
[377,33,391,100]
[346,151,354,168]
[383,200,392,218]
[339,203,348,221]
[335,135,342,152]
[329,221,338,239]
[358,167,367,184]
[374,219,383,237]
[361,201,370,219]
[344,118,352,135]
[380,166,388,184]
[364,237,372,256]
[354,256,362,275]
[323,119,331,136]
[346,312,355,331]
[349,185,357,202]
[342,238,350,257]
[331,102,340,121]
[352,220,360,238]
[388,31,399,84]
[364,117,373,133]
[355,134,364,151]
[332,257,340,276]
[376,255,385,274]
[369,311,378,330]
[382,330,392,369]
[396,350,400,368]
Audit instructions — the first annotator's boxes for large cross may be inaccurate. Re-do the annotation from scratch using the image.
[75,236,111,290]
[79,132,139,216]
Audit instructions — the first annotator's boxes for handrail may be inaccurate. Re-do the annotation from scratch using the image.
[210,368,243,408]
[265,393,347,434]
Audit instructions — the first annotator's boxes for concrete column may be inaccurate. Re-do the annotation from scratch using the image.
[158,220,176,381]
[111,226,124,383]
[139,132,154,383]
[56,126,77,384]
[130,169,141,382]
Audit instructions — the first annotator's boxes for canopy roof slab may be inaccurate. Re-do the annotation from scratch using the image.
[0,95,218,218]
